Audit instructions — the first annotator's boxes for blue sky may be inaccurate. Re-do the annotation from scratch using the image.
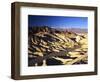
[28,15,88,29]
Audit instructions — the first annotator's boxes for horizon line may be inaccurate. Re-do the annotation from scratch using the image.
[29,25,88,29]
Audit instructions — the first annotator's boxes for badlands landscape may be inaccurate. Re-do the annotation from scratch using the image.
[28,26,88,66]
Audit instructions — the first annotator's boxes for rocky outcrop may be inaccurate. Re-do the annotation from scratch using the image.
[28,26,88,66]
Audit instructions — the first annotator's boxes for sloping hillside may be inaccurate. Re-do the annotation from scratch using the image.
[28,26,88,66]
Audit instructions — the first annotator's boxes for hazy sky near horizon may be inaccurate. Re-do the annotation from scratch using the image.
[28,15,88,29]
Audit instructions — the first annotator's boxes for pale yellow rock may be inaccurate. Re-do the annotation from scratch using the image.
[62,45,67,48]
[55,34,67,42]
[75,48,82,51]
[68,52,81,57]
[81,48,87,51]
[47,49,51,52]
[41,40,47,45]
[36,48,42,52]
[28,55,34,58]
[67,55,87,65]
[35,63,38,66]
[52,49,60,52]
[32,45,42,52]
[40,47,46,52]
[76,36,81,42]
[79,39,87,44]
[33,52,43,56]
[81,45,88,48]
[31,38,37,44]
[41,44,49,49]
[53,57,73,64]
[28,49,33,54]
[42,60,47,66]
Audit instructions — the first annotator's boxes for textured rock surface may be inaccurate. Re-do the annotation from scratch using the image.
[28,26,88,66]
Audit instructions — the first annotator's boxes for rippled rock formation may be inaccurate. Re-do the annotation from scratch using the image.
[28,26,88,66]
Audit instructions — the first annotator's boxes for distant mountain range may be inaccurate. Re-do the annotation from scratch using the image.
[66,28,87,33]
[50,27,87,33]
[29,26,87,34]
